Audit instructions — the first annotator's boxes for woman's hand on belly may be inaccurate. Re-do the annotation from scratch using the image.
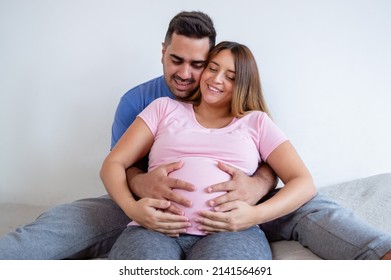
[129,197,191,236]
[195,200,259,233]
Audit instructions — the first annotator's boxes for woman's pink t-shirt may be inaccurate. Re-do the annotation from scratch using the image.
[133,97,288,235]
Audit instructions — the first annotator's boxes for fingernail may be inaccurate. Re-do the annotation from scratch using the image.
[209,200,215,206]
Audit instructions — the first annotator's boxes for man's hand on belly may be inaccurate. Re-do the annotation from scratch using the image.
[206,162,273,207]
[129,161,196,215]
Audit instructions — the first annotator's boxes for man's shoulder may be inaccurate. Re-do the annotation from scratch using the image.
[130,76,164,91]
[122,76,173,102]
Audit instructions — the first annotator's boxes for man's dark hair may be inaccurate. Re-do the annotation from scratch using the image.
[164,11,216,51]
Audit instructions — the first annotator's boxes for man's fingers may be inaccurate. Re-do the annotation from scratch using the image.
[162,177,195,207]
[143,198,188,218]
[165,204,185,216]
[164,189,192,208]
[207,181,233,193]
[166,177,195,192]
[207,191,235,207]
[213,201,238,212]
[147,198,171,210]
[206,162,237,193]
[152,207,189,222]
[216,161,236,175]
[161,160,184,174]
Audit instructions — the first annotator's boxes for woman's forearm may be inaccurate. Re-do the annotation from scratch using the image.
[254,175,317,224]
[257,141,317,223]
[100,159,137,216]
[100,117,154,216]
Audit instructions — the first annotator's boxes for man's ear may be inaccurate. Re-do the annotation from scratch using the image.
[161,42,166,64]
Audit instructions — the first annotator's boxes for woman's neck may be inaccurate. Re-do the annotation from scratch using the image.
[193,102,233,129]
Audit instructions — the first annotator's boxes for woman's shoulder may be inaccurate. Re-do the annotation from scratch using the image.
[155,96,185,104]
[149,96,176,108]
[151,96,171,104]
[236,111,277,130]
[243,110,270,121]
[148,97,189,114]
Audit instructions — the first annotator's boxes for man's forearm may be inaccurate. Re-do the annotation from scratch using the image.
[253,162,278,197]
[126,155,149,197]
[126,166,144,194]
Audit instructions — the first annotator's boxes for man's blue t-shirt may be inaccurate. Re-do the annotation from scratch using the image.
[111,76,174,149]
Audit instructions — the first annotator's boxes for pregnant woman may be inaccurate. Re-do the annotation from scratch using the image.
[100,41,316,259]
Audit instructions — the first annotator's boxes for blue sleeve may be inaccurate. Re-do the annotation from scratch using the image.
[110,93,143,149]
[110,76,172,150]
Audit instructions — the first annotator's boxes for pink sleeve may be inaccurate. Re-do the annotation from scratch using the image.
[258,114,288,162]
[137,97,169,136]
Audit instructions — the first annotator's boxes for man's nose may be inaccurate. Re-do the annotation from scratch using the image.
[177,64,192,80]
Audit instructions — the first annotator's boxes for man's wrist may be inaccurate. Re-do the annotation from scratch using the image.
[126,166,145,194]
[255,163,278,190]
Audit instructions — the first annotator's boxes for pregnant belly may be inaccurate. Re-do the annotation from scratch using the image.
[169,157,230,235]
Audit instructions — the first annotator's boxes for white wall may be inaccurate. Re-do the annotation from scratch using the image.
[1,0,390,205]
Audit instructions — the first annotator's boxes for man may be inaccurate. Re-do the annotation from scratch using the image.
[1,11,390,260]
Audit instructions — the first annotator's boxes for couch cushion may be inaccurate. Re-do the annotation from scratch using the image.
[319,173,391,234]
[270,173,391,259]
